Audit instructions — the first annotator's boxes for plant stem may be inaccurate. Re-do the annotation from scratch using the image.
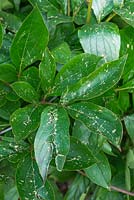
[105,12,116,22]
[110,185,134,196]
[86,0,93,24]
[0,127,12,135]
[68,0,70,16]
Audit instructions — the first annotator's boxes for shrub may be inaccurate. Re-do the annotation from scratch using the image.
[0,0,134,199]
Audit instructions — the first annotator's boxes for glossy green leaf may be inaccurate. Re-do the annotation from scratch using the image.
[39,48,56,94]
[92,0,113,22]
[0,64,17,83]
[10,105,43,141]
[53,53,101,96]
[11,81,39,103]
[64,137,96,170]
[0,136,29,161]
[52,42,71,64]
[34,106,70,180]
[10,7,49,72]
[5,186,19,200]
[67,102,123,147]
[85,153,111,189]
[73,120,105,154]
[64,174,90,200]
[124,114,134,141]
[16,154,55,200]
[19,67,40,90]
[61,56,127,104]
[78,22,120,62]
[114,0,134,28]
[0,23,3,47]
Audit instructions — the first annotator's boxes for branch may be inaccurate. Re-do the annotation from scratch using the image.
[86,0,93,24]
[110,185,134,196]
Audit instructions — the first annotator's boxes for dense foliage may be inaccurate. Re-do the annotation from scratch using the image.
[0,0,134,199]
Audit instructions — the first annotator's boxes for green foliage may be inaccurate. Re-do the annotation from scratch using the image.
[0,0,134,199]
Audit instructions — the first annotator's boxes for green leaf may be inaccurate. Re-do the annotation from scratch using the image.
[0,23,3,47]
[61,56,127,104]
[0,11,22,33]
[53,53,101,96]
[19,66,40,90]
[64,137,96,170]
[0,64,17,83]
[114,0,134,28]
[39,48,56,94]
[78,22,120,62]
[52,42,71,64]
[34,106,70,179]
[92,0,113,22]
[124,114,134,141]
[10,7,49,72]
[85,153,111,189]
[113,0,124,8]
[5,186,19,200]
[16,154,55,200]
[64,174,90,200]
[96,188,123,200]
[11,81,39,103]
[10,105,43,141]
[67,102,123,147]
[0,136,29,161]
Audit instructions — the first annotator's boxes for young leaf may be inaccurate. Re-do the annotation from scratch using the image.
[10,105,43,141]
[16,154,55,200]
[114,0,134,28]
[61,56,127,104]
[39,48,56,94]
[0,23,3,47]
[10,7,49,72]
[92,0,113,22]
[0,64,17,83]
[85,153,111,189]
[64,137,96,170]
[11,81,39,103]
[78,22,120,62]
[67,102,123,147]
[34,106,70,180]
[53,53,101,96]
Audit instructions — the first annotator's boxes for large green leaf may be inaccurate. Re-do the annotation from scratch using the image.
[67,102,123,147]
[0,23,3,47]
[61,56,127,104]
[92,0,113,22]
[16,154,55,200]
[39,48,56,94]
[0,64,17,83]
[0,136,29,161]
[10,105,43,141]
[11,81,39,103]
[52,53,101,96]
[64,137,96,170]
[78,22,120,62]
[114,0,134,28]
[64,174,90,200]
[96,188,123,200]
[85,153,111,189]
[34,106,70,180]
[10,7,49,72]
